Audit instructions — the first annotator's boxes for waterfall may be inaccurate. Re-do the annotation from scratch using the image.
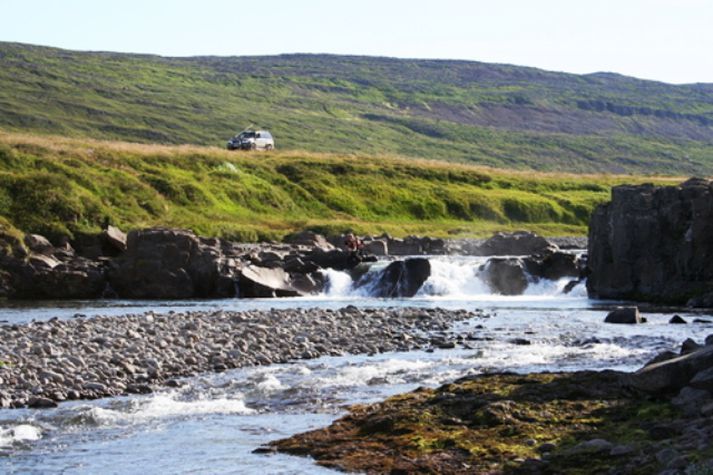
[322,255,584,299]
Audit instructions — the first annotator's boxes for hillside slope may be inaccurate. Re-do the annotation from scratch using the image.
[1,42,712,174]
[0,132,680,242]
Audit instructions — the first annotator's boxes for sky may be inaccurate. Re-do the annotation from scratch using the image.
[1,0,712,84]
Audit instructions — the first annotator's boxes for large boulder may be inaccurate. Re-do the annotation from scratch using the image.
[23,234,54,255]
[475,231,557,256]
[363,239,388,256]
[357,258,431,297]
[481,258,529,295]
[238,265,304,298]
[627,344,713,394]
[604,307,644,324]
[283,231,334,251]
[101,225,127,253]
[587,178,713,304]
[304,248,353,271]
[523,251,582,280]
[386,236,446,256]
[107,228,238,299]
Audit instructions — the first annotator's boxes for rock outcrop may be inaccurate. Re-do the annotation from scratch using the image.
[1,229,109,299]
[107,228,239,299]
[587,178,713,305]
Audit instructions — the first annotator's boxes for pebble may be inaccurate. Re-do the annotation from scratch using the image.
[571,438,613,454]
[0,306,486,408]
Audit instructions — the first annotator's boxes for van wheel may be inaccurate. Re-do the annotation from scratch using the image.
[265,144,273,151]
[250,143,257,151]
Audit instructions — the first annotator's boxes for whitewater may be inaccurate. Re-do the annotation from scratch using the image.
[1,255,711,474]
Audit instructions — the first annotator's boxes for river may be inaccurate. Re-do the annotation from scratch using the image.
[1,255,712,474]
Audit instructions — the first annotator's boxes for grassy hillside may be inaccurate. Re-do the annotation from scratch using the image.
[1,42,712,174]
[0,132,681,243]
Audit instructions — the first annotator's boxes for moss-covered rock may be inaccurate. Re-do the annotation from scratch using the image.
[267,371,713,474]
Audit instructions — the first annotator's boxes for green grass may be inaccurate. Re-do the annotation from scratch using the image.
[1,42,713,174]
[0,132,682,242]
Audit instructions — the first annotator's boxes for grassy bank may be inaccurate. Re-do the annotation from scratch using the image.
[0,131,681,243]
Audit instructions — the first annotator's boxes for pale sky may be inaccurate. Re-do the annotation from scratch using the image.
[2,0,712,84]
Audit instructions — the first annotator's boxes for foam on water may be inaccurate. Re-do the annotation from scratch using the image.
[322,268,354,297]
[0,424,42,447]
[84,393,255,426]
[418,256,490,297]
[255,374,286,393]
[314,358,435,388]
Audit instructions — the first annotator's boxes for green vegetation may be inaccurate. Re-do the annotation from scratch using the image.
[272,372,698,474]
[0,132,680,242]
[1,42,713,174]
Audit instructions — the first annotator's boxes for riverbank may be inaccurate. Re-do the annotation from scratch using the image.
[0,306,485,409]
[268,365,713,474]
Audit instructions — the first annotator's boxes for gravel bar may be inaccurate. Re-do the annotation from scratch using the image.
[0,306,486,408]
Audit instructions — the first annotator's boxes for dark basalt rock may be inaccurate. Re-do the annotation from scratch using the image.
[107,228,238,299]
[2,229,108,299]
[357,258,431,297]
[238,265,304,298]
[283,230,334,250]
[475,231,557,256]
[523,251,582,281]
[587,178,713,305]
[627,344,713,394]
[604,307,644,324]
[481,258,529,295]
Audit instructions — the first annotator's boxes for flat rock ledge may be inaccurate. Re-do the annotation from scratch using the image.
[0,307,485,409]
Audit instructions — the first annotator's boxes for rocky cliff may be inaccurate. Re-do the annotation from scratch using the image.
[587,178,713,305]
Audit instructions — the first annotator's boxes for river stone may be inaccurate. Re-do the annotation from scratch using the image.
[27,396,58,408]
[669,315,687,324]
[604,307,643,324]
[571,438,613,454]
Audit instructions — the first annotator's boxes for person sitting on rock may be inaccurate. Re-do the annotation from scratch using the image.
[344,233,365,264]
